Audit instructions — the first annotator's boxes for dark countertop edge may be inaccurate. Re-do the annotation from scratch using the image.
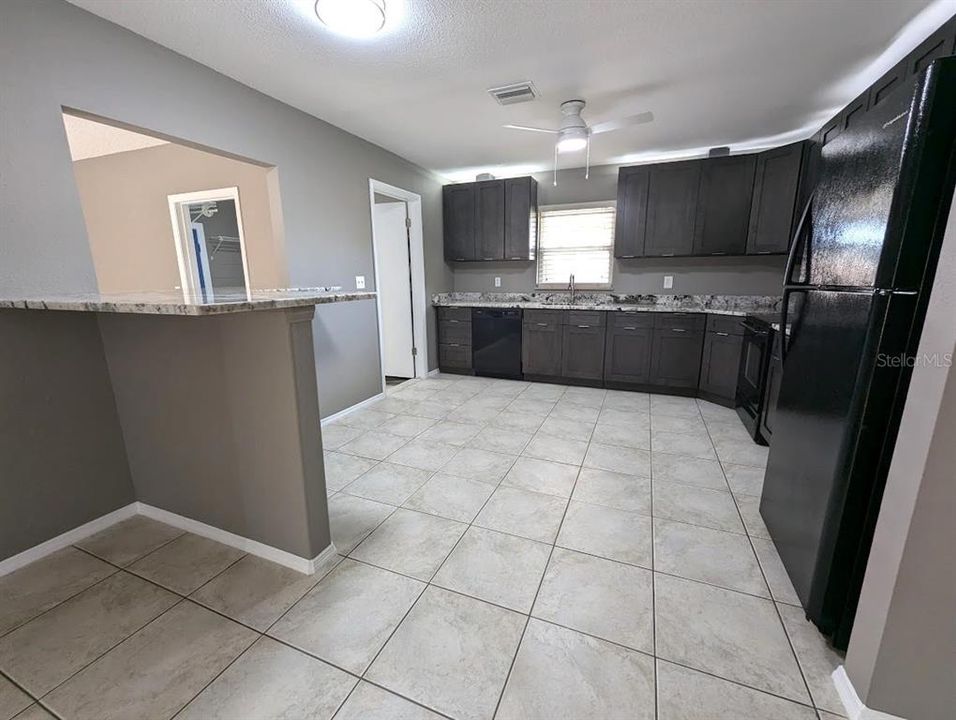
[0,292,377,316]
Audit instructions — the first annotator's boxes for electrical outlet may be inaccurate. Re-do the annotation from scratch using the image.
[663,275,674,290]
[355,275,366,289]
[494,276,501,288]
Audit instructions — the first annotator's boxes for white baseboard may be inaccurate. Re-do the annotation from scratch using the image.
[0,503,139,577]
[833,666,907,720]
[1,501,337,578]
[321,391,386,427]
[427,368,440,377]
[136,503,336,575]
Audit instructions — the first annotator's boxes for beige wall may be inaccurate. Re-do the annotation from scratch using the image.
[844,203,956,719]
[72,142,288,293]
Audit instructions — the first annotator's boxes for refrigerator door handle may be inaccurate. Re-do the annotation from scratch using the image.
[784,193,815,287]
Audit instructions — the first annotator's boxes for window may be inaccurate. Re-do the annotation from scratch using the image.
[536,202,615,289]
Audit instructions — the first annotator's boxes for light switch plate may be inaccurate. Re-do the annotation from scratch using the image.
[663,275,674,289]
[355,275,366,289]
[494,276,501,288]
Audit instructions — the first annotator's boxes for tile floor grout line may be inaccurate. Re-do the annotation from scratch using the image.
[700,403,822,712]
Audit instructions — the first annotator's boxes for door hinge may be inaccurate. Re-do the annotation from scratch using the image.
[405,217,412,229]
[412,347,418,356]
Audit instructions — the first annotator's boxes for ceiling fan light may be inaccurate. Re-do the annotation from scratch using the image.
[557,136,587,153]
[315,0,386,37]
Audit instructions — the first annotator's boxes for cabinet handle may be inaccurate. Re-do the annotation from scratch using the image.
[661,253,675,257]
[577,325,591,329]
[536,322,548,327]
[509,257,522,260]
[672,328,687,333]
[454,257,466,261]
[448,343,460,347]
[448,319,459,323]
[757,251,771,255]
[482,257,496,260]
[710,252,727,256]
[716,331,729,336]
[620,255,637,259]
[624,326,637,330]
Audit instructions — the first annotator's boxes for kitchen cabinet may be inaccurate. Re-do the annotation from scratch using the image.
[644,160,701,257]
[504,176,537,261]
[614,165,650,258]
[437,306,473,373]
[694,155,756,256]
[747,142,804,255]
[561,311,606,381]
[475,180,505,260]
[649,314,705,389]
[603,314,653,385]
[443,176,537,262]
[522,309,563,377]
[698,315,745,404]
[443,184,477,261]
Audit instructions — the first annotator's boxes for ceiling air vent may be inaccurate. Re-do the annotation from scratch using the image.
[488,82,538,106]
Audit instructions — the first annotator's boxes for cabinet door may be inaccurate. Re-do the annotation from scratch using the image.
[650,325,705,388]
[443,184,477,261]
[561,323,606,380]
[644,161,700,257]
[522,321,563,377]
[747,143,804,255]
[604,323,653,385]
[614,166,650,258]
[694,155,756,256]
[504,177,537,261]
[698,331,744,401]
[475,180,505,261]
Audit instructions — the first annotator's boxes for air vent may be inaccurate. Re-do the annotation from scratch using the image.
[708,146,731,157]
[488,81,538,106]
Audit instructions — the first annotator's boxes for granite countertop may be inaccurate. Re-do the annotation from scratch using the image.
[0,288,377,316]
[432,292,782,317]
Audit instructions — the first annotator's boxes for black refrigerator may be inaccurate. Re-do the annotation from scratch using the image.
[761,56,956,650]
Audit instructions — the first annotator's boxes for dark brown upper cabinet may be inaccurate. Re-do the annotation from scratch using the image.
[747,142,805,256]
[614,165,650,258]
[443,184,477,261]
[444,176,536,262]
[644,160,701,257]
[475,180,505,260]
[694,154,756,256]
[504,176,537,261]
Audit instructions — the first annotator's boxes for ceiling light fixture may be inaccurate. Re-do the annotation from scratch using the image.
[315,0,386,37]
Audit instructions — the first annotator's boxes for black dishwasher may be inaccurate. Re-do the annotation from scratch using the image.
[472,308,522,379]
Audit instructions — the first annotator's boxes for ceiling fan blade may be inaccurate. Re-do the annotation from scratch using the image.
[503,123,559,134]
[589,111,655,135]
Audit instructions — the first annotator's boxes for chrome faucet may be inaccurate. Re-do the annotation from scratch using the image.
[568,273,576,304]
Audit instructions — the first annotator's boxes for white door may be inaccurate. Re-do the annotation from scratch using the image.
[373,201,415,378]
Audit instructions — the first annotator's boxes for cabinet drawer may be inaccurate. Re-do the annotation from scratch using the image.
[437,306,472,322]
[654,313,705,331]
[439,343,472,369]
[610,312,654,330]
[706,315,745,336]
[523,309,563,327]
[564,310,606,327]
[439,320,472,344]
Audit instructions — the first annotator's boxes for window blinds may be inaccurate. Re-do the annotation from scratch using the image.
[536,205,615,288]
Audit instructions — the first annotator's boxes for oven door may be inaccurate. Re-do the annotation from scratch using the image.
[735,321,771,442]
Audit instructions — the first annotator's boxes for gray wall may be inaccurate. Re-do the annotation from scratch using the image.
[0,311,134,560]
[450,164,786,296]
[844,203,956,719]
[0,0,452,418]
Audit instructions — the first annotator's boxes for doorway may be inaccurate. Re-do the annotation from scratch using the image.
[167,187,250,301]
[368,179,428,390]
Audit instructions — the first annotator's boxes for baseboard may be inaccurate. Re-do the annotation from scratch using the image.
[0,503,139,577]
[136,503,337,575]
[832,666,907,720]
[321,391,386,427]
[427,368,440,377]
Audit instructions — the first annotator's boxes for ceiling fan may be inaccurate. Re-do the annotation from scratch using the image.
[504,99,654,184]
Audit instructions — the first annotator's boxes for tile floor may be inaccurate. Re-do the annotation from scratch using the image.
[0,375,849,719]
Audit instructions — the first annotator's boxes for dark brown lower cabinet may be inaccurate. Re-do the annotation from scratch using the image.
[649,315,705,389]
[561,313,606,381]
[698,331,744,404]
[438,343,472,372]
[522,310,563,377]
[604,315,654,385]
